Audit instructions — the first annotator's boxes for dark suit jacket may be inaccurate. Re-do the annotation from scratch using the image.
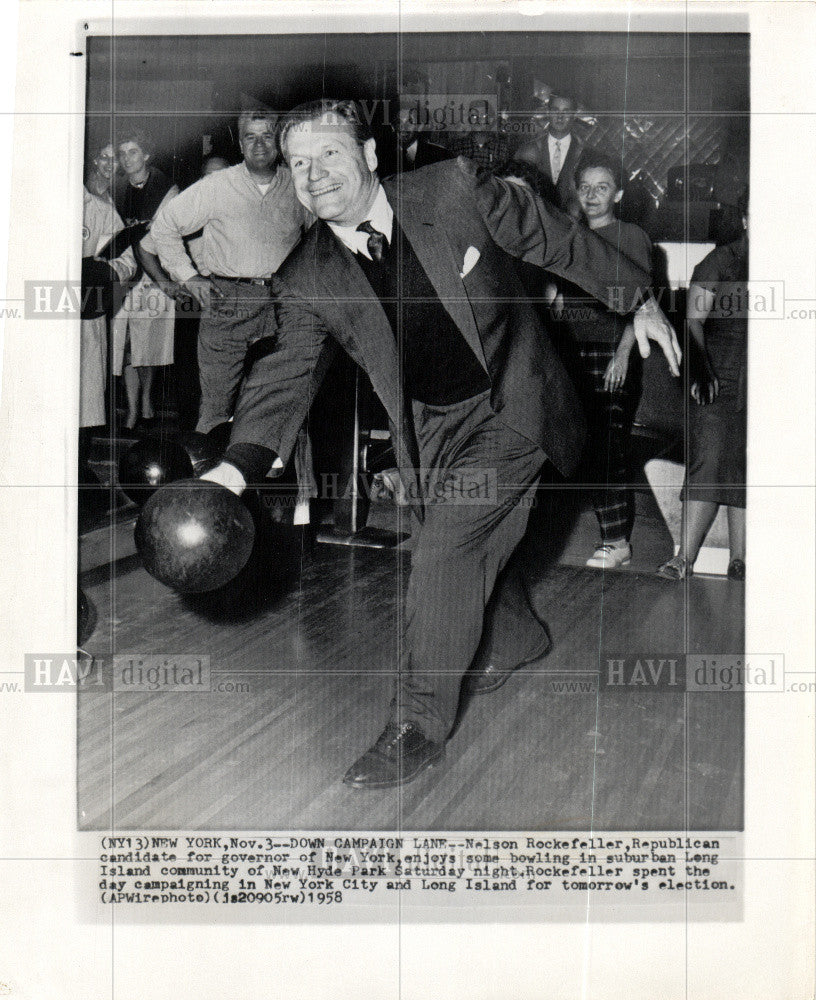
[230,158,650,518]
[400,136,454,171]
[515,133,584,213]
[375,130,453,177]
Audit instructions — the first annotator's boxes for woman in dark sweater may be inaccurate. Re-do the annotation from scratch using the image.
[499,150,651,569]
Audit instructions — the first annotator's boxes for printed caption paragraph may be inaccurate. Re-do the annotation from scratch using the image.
[95,832,743,917]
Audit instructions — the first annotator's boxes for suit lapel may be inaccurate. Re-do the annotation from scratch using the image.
[557,136,581,197]
[312,222,401,407]
[540,138,555,182]
[311,221,422,511]
[383,176,486,369]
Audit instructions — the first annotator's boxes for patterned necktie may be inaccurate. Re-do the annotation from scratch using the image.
[552,139,562,183]
[356,220,388,263]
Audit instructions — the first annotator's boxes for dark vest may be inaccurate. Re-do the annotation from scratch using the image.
[354,221,490,405]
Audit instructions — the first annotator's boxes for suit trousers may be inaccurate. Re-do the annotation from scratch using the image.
[393,390,548,742]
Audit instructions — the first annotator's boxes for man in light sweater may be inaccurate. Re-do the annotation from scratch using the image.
[150,110,313,435]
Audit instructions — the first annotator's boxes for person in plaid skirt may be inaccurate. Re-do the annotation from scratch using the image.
[555,149,653,568]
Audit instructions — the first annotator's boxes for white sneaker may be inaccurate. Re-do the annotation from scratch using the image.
[586,542,632,569]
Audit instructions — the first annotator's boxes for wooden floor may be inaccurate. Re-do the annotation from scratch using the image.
[78,512,744,831]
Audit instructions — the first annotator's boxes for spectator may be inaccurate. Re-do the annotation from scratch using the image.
[449,99,509,170]
[657,190,749,581]
[515,94,584,215]
[80,148,136,432]
[111,129,179,431]
[150,110,315,520]
[85,142,117,199]
[391,98,453,172]
[150,110,311,434]
[549,149,653,568]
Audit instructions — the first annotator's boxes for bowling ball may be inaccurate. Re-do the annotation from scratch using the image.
[179,422,232,476]
[118,435,194,506]
[134,478,255,593]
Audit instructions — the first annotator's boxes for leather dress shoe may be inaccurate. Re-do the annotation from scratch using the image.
[342,721,444,789]
[468,626,553,696]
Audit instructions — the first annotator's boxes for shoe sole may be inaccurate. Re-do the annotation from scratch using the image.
[342,749,445,790]
[585,557,631,569]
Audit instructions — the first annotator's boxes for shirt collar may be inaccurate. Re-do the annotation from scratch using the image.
[327,184,393,259]
[239,159,281,194]
[549,132,572,150]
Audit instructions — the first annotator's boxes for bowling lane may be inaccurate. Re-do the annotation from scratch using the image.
[78,545,743,830]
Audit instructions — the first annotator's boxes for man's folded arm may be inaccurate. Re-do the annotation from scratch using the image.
[150,179,215,283]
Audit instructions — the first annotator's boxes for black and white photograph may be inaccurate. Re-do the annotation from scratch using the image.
[75,21,748,831]
[1,2,814,998]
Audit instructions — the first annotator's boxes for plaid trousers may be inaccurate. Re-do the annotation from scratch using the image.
[577,342,637,542]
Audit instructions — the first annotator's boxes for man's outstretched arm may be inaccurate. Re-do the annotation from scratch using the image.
[202,284,335,494]
[462,159,681,375]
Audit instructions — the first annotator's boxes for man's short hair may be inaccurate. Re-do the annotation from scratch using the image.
[116,128,153,156]
[574,148,624,191]
[237,109,278,136]
[278,99,373,160]
[549,94,577,110]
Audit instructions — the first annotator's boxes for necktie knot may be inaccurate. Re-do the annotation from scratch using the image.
[356,220,388,262]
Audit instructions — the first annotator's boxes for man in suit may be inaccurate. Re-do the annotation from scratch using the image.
[393,99,454,172]
[203,99,681,790]
[372,98,453,179]
[515,94,583,215]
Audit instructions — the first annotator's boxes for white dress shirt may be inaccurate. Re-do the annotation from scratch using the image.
[327,185,394,259]
[548,132,572,183]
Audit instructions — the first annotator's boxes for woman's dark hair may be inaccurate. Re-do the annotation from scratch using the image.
[574,147,624,191]
[116,127,153,157]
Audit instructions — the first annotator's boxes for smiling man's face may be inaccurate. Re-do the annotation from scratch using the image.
[239,117,278,174]
[284,113,379,226]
